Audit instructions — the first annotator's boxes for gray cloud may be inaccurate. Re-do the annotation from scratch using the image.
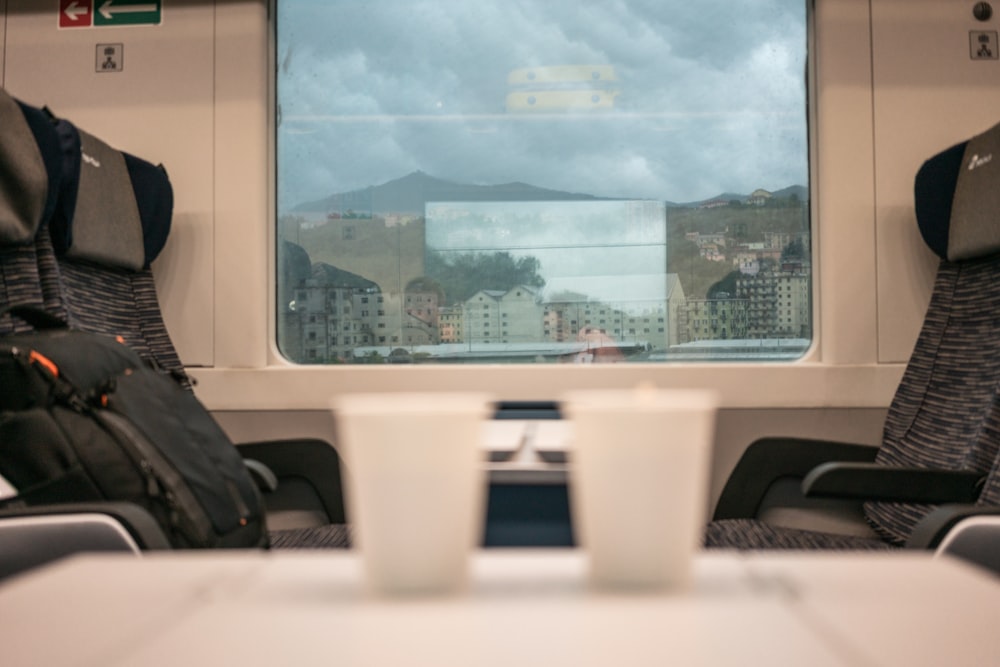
[277,0,807,210]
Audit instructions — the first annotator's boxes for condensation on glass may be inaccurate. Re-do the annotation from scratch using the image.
[276,1,810,365]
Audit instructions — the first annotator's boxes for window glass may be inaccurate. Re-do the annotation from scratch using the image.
[277,0,810,364]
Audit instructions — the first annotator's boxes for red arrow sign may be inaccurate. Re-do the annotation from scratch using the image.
[59,0,94,29]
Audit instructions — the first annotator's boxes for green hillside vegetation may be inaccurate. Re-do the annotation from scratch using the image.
[668,238,731,302]
[668,199,807,241]
[667,201,808,299]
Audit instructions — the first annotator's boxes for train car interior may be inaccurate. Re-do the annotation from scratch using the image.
[1,0,999,664]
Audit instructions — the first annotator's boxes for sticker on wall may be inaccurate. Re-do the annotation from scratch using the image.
[96,43,124,72]
[970,31,999,60]
[60,1,162,29]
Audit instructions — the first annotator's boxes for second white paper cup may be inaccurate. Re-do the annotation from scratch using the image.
[562,387,719,591]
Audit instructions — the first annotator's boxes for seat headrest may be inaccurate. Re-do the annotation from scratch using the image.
[0,89,62,246]
[915,120,1000,261]
[49,118,172,270]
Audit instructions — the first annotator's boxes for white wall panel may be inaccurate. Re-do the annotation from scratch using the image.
[872,0,1000,362]
[2,0,215,366]
[213,0,269,369]
[813,0,878,366]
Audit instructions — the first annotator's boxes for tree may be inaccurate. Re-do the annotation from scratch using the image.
[424,250,546,305]
[405,276,445,302]
[707,270,742,299]
[781,238,805,262]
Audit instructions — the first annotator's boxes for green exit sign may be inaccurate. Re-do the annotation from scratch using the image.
[93,0,162,27]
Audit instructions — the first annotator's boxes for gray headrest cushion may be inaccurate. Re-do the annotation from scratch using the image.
[67,129,146,271]
[0,90,47,245]
[946,121,1000,261]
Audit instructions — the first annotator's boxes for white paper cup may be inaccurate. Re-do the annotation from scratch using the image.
[332,392,493,596]
[562,387,719,591]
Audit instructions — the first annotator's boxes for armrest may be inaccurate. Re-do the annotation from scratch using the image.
[237,439,346,524]
[712,438,878,520]
[906,504,1000,549]
[0,502,171,580]
[243,459,279,493]
[802,464,985,504]
[0,502,171,550]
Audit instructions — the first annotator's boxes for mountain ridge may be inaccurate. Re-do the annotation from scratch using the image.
[292,171,808,214]
[293,171,608,214]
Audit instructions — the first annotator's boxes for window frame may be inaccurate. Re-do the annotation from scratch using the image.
[189,0,898,412]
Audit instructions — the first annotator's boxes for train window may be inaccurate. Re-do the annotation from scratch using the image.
[276,0,810,365]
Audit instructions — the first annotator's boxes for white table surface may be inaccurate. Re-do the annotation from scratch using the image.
[0,549,997,666]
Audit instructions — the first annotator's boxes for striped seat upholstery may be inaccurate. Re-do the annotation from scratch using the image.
[130,268,186,379]
[269,523,352,549]
[707,122,1000,550]
[865,256,1000,544]
[56,260,156,358]
[53,258,189,386]
[0,90,63,333]
[704,519,895,550]
[0,246,44,335]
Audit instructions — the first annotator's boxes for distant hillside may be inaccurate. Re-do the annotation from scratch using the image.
[772,185,808,200]
[293,171,808,214]
[678,185,808,208]
[293,171,609,215]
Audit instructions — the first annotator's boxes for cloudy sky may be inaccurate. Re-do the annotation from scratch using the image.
[277,0,808,212]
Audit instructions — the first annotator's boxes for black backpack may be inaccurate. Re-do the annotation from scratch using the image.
[0,308,268,549]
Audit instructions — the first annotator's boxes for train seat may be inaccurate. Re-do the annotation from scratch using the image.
[706,121,1000,552]
[1,92,349,550]
[0,89,176,580]
[48,115,350,546]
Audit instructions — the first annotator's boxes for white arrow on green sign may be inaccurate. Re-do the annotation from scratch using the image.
[93,0,161,26]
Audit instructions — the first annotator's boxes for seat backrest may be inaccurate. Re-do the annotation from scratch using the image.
[0,89,62,333]
[2,94,167,575]
[38,115,189,385]
[866,120,1000,544]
